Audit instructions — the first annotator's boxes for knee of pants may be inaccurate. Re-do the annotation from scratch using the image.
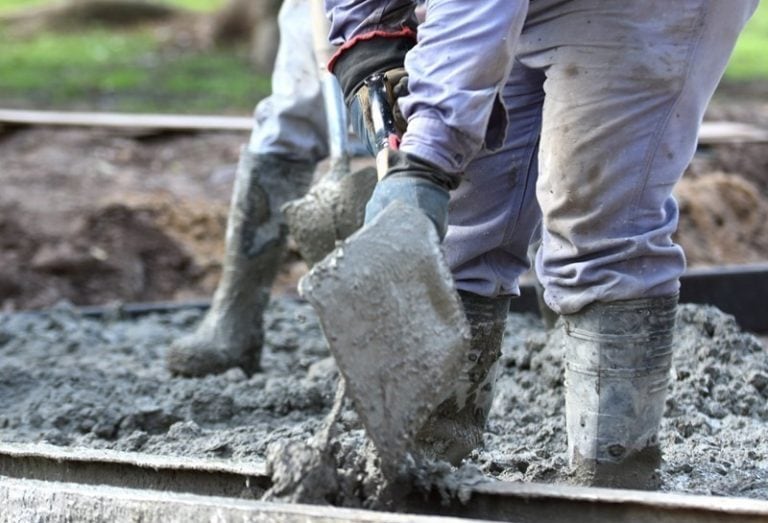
[533,0,757,247]
[523,0,757,312]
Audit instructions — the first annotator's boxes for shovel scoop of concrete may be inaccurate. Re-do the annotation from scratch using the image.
[298,201,471,470]
[283,166,377,267]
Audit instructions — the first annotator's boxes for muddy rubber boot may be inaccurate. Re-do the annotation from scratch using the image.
[413,290,511,465]
[166,150,314,377]
[283,165,377,267]
[563,294,677,489]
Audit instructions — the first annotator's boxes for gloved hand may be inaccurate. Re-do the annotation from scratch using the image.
[366,149,461,240]
[329,28,463,240]
[329,31,415,154]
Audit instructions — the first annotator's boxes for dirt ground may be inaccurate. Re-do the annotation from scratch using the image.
[0,126,303,310]
[0,97,767,311]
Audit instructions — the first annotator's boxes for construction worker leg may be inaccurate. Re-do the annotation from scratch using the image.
[521,0,758,487]
[446,62,544,299]
[415,63,545,464]
[524,0,758,313]
[167,0,324,376]
[250,0,328,163]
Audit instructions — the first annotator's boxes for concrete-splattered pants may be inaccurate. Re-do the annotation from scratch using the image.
[328,0,758,314]
[248,0,328,163]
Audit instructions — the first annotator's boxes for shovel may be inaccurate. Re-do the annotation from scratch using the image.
[298,73,471,471]
[283,1,377,267]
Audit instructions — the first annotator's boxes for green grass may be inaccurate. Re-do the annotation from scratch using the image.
[0,0,265,113]
[724,2,768,81]
[165,0,225,12]
[0,0,44,14]
[0,0,225,14]
[0,0,764,114]
[0,28,270,113]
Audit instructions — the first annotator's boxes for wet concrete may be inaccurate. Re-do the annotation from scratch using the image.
[483,305,768,499]
[0,298,766,502]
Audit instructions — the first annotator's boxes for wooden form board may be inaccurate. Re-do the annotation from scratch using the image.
[3,442,768,523]
[1,108,767,144]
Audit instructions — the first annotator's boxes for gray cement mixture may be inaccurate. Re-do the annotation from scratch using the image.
[1,298,767,505]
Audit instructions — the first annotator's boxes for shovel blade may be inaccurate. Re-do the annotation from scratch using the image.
[299,202,470,467]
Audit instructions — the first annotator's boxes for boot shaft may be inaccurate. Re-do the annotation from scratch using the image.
[414,291,511,465]
[458,290,512,415]
[166,152,315,378]
[226,151,315,261]
[563,294,677,489]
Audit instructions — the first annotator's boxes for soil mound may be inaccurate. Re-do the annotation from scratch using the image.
[700,99,768,195]
[117,193,228,293]
[675,172,768,266]
[1,123,766,310]
[0,199,218,310]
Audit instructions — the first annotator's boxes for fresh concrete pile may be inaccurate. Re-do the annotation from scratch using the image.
[480,306,768,498]
[0,298,766,502]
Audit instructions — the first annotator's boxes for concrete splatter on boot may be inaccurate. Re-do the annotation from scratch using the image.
[166,150,314,377]
[563,295,677,489]
[283,166,377,267]
[413,290,511,465]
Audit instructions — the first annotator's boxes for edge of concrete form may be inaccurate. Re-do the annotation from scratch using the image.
[0,476,490,523]
[3,443,768,523]
[1,109,766,144]
[18,264,768,333]
[0,442,270,499]
[510,263,768,333]
[408,480,768,523]
[0,109,254,132]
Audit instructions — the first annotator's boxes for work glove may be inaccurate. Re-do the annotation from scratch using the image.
[366,149,460,241]
[330,28,463,240]
[329,31,415,154]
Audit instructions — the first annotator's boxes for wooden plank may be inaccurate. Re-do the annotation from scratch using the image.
[0,442,269,499]
[0,108,253,132]
[3,442,768,523]
[697,121,768,145]
[1,109,767,144]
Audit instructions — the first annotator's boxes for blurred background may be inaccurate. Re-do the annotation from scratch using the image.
[0,0,281,114]
[0,0,766,312]
[0,0,765,114]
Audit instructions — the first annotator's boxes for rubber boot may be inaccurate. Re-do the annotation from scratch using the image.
[166,150,314,377]
[563,294,677,489]
[414,290,511,465]
[283,165,377,267]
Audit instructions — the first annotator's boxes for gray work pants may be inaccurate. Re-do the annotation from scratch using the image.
[249,0,328,163]
[328,0,758,314]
